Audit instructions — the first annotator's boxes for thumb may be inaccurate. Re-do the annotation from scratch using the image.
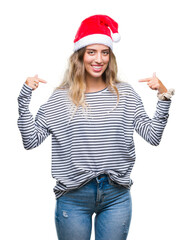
[153,72,156,78]
[34,74,38,78]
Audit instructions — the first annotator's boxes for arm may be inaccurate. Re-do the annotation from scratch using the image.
[133,97,171,146]
[17,75,50,150]
[134,72,173,145]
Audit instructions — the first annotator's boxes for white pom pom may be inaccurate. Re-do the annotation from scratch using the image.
[112,33,121,42]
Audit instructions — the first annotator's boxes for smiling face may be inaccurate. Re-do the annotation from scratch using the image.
[83,44,110,81]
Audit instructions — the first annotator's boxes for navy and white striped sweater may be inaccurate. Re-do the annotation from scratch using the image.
[18,81,171,198]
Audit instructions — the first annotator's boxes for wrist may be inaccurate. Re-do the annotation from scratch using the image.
[157,88,175,101]
[158,86,167,94]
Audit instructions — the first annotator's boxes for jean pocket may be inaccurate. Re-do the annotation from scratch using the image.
[107,176,132,189]
[108,177,122,188]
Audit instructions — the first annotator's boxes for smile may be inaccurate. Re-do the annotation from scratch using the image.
[91,65,103,72]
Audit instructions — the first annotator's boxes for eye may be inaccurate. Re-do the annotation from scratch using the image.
[87,50,95,55]
[102,51,109,56]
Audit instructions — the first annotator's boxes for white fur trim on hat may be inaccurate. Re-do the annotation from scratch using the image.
[74,34,113,52]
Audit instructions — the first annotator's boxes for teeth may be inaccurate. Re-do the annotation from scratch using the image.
[93,66,102,69]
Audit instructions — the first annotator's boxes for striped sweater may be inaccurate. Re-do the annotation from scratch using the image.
[18,81,171,198]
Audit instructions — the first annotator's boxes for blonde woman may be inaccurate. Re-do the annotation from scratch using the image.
[18,15,174,240]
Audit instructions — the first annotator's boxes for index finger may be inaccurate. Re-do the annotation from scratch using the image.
[138,78,151,82]
[38,78,47,83]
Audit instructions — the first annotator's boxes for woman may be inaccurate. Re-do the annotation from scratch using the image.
[18,15,174,240]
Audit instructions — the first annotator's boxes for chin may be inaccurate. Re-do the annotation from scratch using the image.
[86,69,106,79]
[91,72,104,78]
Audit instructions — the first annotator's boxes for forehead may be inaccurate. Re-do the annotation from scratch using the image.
[85,44,109,50]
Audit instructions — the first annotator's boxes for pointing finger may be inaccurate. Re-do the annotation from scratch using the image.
[33,74,47,83]
[138,78,151,82]
[38,78,47,84]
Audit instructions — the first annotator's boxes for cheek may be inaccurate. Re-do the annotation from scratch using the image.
[83,53,92,63]
[84,61,91,72]
[104,56,110,65]
[103,57,110,69]
[83,56,92,69]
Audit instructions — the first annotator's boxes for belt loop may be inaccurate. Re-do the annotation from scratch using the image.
[96,176,99,183]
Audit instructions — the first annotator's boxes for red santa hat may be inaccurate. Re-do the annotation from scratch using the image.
[74,15,121,51]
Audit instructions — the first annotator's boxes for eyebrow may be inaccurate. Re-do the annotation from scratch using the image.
[86,48,109,51]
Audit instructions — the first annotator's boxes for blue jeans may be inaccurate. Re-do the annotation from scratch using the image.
[55,174,132,240]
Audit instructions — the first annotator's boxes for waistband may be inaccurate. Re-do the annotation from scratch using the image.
[95,174,108,183]
[97,174,107,179]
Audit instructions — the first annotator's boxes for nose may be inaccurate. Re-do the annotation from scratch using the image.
[95,52,102,64]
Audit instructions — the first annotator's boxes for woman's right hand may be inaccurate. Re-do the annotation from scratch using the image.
[25,74,47,90]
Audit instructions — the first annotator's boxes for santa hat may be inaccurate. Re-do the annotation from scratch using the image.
[74,15,121,52]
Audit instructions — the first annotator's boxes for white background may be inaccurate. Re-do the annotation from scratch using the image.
[1,0,191,239]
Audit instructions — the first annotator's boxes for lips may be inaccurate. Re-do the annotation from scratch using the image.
[91,65,103,72]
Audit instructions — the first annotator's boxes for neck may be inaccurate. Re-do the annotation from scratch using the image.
[85,75,107,93]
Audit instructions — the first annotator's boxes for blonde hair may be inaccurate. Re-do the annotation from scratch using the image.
[57,47,121,119]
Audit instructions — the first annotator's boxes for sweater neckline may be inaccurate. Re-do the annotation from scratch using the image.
[85,87,108,95]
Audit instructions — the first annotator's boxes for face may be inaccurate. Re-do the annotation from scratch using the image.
[83,44,110,80]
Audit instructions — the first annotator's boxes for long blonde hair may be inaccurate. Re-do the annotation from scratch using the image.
[57,47,121,118]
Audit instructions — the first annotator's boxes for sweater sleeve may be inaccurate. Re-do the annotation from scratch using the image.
[133,97,171,146]
[17,83,51,150]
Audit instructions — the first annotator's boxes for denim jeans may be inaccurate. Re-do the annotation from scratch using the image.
[55,174,132,240]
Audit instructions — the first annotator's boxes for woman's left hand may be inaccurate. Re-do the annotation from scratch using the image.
[139,72,167,94]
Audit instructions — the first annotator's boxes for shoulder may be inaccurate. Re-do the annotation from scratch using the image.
[42,88,70,111]
[47,88,69,102]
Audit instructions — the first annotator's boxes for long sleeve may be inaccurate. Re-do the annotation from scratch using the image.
[133,97,171,146]
[17,83,50,150]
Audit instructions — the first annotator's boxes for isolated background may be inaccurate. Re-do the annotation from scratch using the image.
[1,0,191,239]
